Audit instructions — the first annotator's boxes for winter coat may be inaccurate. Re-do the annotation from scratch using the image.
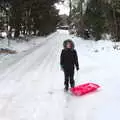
[60,48,79,71]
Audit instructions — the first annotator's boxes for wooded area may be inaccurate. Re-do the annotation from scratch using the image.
[69,0,120,41]
[0,0,120,41]
[0,0,60,38]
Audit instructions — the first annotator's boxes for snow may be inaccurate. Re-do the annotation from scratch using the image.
[0,32,7,38]
[0,36,47,52]
[0,30,120,120]
[0,32,57,71]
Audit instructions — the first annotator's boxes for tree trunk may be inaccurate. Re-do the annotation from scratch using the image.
[111,0,119,41]
[14,27,20,38]
[69,0,72,17]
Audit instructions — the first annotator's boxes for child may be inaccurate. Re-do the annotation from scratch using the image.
[60,40,79,91]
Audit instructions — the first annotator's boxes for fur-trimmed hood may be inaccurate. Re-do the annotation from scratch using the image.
[63,39,75,49]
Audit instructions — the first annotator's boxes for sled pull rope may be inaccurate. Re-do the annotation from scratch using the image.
[75,71,79,83]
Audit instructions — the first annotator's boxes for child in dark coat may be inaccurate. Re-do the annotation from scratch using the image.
[60,40,79,91]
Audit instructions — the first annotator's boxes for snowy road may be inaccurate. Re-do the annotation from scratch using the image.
[0,30,120,120]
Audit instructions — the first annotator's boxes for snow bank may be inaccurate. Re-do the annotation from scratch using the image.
[0,37,44,52]
[0,32,57,72]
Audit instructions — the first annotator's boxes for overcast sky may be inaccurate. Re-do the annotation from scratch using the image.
[56,1,69,15]
[56,0,88,15]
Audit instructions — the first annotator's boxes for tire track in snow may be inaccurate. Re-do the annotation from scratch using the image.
[0,33,60,117]
[0,32,58,85]
[0,32,58,81]
[0,32,71,120]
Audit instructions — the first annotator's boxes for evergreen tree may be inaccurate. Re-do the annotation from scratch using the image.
[84,0,105,40]
[101,0,120,41]
[1,0,61,37]
[69,0,85,37]
[110,0,120,41]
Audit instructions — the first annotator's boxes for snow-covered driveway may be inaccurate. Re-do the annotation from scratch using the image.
[0,30,120,120]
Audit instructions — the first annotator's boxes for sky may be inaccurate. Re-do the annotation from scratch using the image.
[56,1,69,15]
[56,0,88,15]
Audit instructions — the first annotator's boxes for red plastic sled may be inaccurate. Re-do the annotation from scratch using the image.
[70,83,100,96]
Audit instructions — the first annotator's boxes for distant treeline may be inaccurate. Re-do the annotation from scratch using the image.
[0,0,61,38]
[69,0,120,41]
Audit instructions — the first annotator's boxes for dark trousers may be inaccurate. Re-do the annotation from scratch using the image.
[64,69,75,89]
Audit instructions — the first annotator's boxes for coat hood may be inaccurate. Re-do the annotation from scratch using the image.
[63,39,75,49]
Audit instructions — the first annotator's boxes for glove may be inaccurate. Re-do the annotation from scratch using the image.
[61,65,64,71]
[76,67,79,71]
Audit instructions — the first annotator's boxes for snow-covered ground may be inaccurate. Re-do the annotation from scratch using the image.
[0,32,57,72]
[0,30,120,120]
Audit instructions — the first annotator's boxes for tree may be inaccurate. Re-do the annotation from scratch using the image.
[70,0,90,37]
[111,0,120,41]
[83,0,106,40]
[101,0,120,41]
[1,0,61,38]
[69,0,72,17]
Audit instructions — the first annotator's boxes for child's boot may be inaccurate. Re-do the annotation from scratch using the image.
[64,86,69,92]
[70,80,75,88]
[64,79,69,91]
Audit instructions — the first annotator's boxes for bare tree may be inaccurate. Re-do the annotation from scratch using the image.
[69,0,72,17]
